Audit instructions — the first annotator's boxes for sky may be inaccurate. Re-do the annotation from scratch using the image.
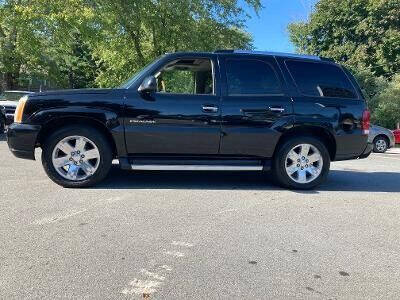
[242,0,318,53]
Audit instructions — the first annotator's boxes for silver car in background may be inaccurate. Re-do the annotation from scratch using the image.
[0,90,34,125]
[369,125,396,153]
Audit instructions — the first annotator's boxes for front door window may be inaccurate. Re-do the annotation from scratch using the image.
[155,58,214,95]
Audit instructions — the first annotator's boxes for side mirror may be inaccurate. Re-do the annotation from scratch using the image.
[138,76,157,94]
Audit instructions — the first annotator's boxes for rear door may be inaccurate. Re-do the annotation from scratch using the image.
[218,55,293,157]
[281,59,366,158]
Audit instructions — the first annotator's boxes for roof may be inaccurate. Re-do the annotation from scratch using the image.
[166,50,333,62]
[214,50,331,61]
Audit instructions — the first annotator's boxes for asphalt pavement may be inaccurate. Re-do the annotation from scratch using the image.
[1,133,400,299]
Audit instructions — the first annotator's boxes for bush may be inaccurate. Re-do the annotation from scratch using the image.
[372,74,400,129]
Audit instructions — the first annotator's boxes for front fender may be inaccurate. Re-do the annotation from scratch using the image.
[28,107,127,157]
[28,106,120,129]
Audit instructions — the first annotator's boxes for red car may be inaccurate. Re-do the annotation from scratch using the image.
[394,129,400,144]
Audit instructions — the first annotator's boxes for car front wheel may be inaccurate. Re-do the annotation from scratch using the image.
[272,136,330,190]
[373,136,388,153]
[42,126,112,188]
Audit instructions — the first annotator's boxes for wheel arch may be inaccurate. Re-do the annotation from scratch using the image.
[274,126,337,160]
[373,134,390,143]
[36,116,118,157]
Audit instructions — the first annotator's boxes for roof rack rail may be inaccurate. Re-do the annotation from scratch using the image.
[214,49,324,61]
[214,49,235,53]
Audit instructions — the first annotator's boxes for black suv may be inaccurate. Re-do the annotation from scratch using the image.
[7,50,372,189]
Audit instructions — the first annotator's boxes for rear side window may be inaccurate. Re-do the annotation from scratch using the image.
[226,59,282,95]
[286,60,357,99]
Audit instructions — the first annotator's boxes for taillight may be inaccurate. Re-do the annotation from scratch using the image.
[361,109,370,135]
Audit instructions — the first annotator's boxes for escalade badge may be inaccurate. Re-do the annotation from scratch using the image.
[129,119,156,124]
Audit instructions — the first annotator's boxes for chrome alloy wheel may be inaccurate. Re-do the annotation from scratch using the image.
[285,144,323,184]
[375,139,387,152]
[52,135,100,181]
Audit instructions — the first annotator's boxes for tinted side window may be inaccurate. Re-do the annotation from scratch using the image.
[226,59,282,95]
[286,60,357,99]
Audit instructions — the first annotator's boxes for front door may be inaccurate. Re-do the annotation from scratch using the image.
[124,56,221,155]
[219,55,293,157]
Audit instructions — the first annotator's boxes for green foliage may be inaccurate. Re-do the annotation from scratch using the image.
[161,70,194,94]
[288,0,400,128]
[89,0,260,87]
[288,0,400,78]
[0,0,98,89]
[0,0,261,90]
[373,74,400,128]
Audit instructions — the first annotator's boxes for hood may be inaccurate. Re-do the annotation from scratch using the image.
[29,88,112,97]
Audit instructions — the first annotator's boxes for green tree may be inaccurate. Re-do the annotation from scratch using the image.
[88,0,261,87]
[288,0,400,127]
[0,0,98,90]
[288,0,400,79]
[373,74,400,129]
[0,0,43,90]
[1,0,261,90]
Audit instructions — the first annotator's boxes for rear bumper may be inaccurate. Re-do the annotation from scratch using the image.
[7,123,41,160]
[358,142,373,159]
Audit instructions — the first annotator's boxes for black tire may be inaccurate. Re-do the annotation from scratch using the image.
[373,136,389,153]
[271,136,331,190]
[42,126,112,188]
[0,117,4,133]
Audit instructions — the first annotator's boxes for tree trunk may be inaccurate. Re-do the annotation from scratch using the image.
[124,23,145,66]
[115,0,146,66]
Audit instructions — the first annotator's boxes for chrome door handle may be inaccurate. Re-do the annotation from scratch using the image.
[269,107,285,113]
[202,105,219,113]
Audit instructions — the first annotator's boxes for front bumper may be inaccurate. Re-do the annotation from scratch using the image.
[358,142,373,159]
[7,123,41,160]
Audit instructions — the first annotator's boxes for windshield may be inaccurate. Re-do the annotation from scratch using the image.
[119,56,165,89]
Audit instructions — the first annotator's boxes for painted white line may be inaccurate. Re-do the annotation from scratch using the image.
[103,196,122,204]
[121,278,162,295]
[141,269,166,281]
[32,209,87,225]
[171,241,194,248]
[163,250,185,258]
[158,265,173,271]
[373,155,400,161]
[216,208,238,214]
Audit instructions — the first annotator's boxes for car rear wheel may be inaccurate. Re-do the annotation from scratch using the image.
[373,136,388,153]
[272,136,330,190]
[42,126,112,188]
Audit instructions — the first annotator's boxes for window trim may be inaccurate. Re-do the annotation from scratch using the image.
[225,58,284,96]
[153,57,217,96]
[284,59,359,100]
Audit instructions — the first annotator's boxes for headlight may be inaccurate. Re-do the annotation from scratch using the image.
[14,96,28,123]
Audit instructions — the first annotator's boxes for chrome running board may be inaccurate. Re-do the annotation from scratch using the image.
[130,164,263,171]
